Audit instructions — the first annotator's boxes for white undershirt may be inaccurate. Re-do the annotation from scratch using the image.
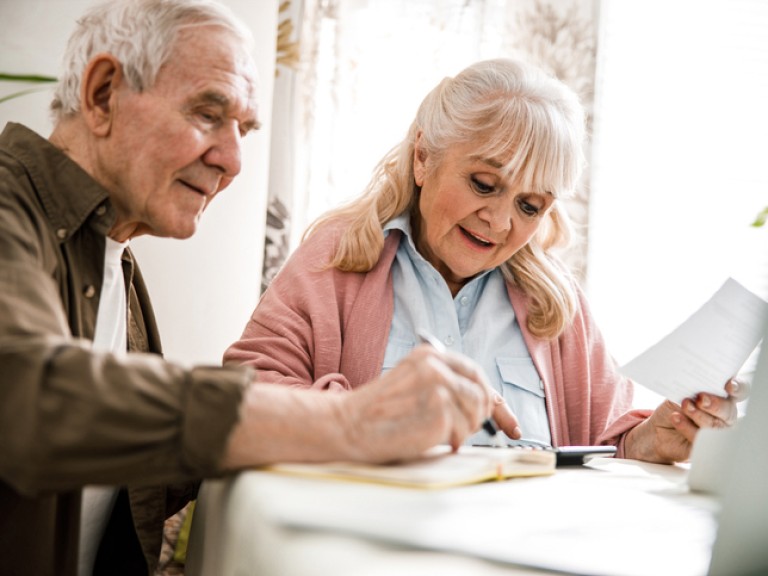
[79,237,129,576]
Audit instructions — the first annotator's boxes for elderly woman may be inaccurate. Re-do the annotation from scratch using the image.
[226,58,741,463]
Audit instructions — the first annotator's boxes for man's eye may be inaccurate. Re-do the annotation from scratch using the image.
[471,176,495,195]
[199,111,220,124]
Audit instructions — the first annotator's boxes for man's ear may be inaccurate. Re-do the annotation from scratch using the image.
[80,54,123,137]
[413,130,427,186]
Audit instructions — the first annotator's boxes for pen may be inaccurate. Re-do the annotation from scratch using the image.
[416,329,507,448]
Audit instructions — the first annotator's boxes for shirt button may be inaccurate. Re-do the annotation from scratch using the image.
[445,334,455,346]
[460,296,469,306]
[83,285,96,298]
[56,228,67,239]
[95,204,107,216]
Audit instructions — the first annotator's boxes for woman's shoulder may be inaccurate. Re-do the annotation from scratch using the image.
[294,216,350,260]
[302,215,353,247]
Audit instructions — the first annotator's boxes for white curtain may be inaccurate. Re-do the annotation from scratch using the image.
[261,0,306,292]
[262,0,601,290]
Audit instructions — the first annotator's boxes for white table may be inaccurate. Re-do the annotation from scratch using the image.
[186,458,718,576]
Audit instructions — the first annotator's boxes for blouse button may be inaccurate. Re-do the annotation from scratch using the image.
[460,296,469,306]
[56,228,67,239]
[444,334,455,346]
[83,285,96,299]
[95,204,107,216]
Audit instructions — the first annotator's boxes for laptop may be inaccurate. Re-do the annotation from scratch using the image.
[707,319,768,576]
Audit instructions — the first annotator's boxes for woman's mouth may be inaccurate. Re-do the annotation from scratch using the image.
[459,227,494,248]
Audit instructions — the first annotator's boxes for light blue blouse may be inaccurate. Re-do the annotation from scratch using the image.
[382,215,552,447]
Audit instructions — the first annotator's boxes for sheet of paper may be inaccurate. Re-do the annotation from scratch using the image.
[621,278,768,404]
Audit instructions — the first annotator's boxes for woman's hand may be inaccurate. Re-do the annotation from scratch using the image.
[489,392,522,442]
[625,378,749,463]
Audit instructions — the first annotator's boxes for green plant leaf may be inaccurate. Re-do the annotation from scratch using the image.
[0,86,53,104]
[752,206,768,228]
[0,73,57,83]
[0,73,57,104]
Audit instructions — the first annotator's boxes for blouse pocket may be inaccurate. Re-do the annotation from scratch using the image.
[497,357,545,397]
[381,337,415,372]
[496,357,550,444]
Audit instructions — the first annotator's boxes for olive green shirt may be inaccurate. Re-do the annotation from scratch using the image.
[0,123,250,576]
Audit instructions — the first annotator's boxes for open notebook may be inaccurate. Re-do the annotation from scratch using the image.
[265,445,555,489]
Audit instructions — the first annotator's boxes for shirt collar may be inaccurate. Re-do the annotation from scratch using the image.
[1,123,116,241]
[384,212,424,263]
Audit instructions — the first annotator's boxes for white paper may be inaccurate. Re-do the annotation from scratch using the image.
[621,278,768,404]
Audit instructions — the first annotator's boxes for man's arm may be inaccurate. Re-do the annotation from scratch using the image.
[222,344,494,468]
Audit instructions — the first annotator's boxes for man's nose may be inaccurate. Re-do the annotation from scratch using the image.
[204,122,243,178]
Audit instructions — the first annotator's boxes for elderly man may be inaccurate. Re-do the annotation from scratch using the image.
[0,1,495,575]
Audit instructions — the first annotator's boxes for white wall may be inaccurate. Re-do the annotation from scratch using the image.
[0,0,277,366]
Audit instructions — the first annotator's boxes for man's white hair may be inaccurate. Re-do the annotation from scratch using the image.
[51,0,254,121]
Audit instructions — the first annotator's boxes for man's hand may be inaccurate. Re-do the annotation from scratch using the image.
[338,344,498,462]
[222,345,518,469]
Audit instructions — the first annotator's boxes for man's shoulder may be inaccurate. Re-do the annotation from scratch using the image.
[0,126,46,230]
[1,122,112,237]
[0,123,38,174]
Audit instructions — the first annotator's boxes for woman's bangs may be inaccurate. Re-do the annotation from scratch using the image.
[471,99,577,198]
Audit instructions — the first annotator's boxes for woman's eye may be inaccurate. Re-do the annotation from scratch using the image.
[518,199,541,216]
[471,176,495,195]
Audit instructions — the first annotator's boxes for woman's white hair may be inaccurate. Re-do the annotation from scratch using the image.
[51,0,253,121]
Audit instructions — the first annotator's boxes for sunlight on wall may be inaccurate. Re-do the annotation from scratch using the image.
[589,0,768,407]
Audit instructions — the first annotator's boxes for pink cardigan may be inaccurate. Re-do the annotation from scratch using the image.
[225,224,650,454]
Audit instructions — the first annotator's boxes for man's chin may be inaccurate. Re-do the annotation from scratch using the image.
[169,225,198,240]
[164,213,202,239]
[144,222,198,241]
